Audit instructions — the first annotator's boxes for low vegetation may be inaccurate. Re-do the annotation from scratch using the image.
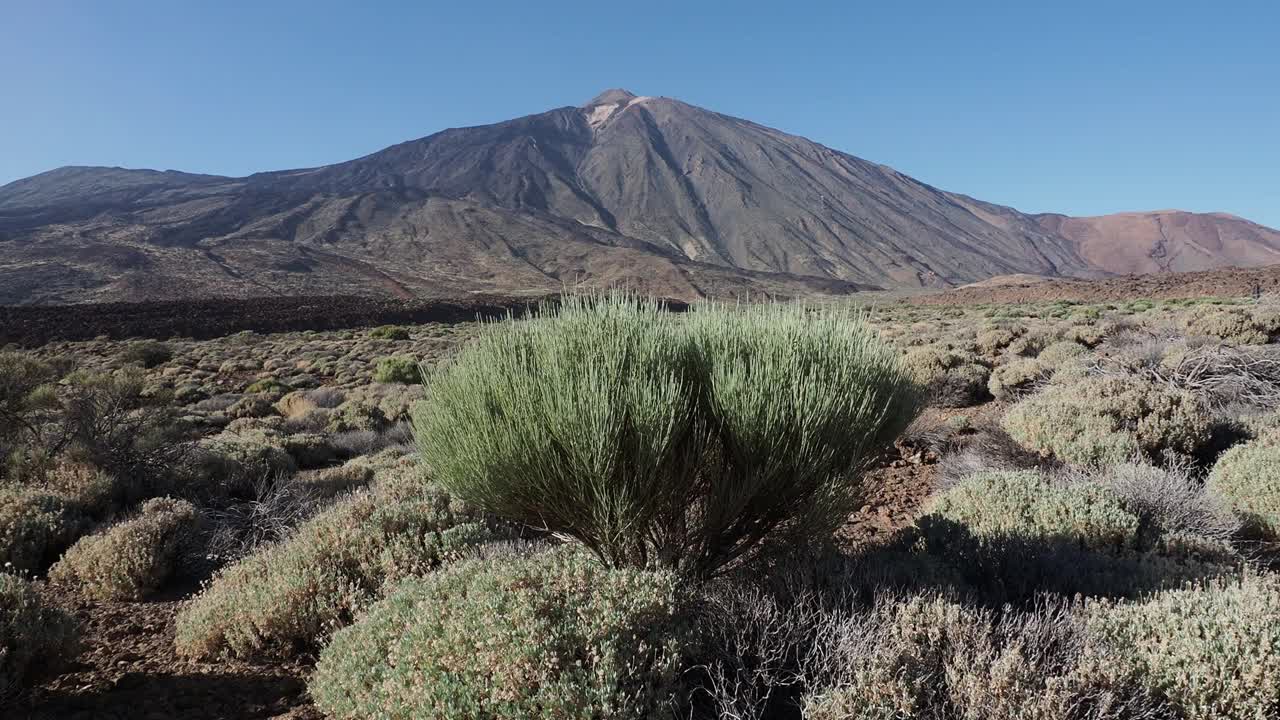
[0,573,77,704]
[5,292,1280,717]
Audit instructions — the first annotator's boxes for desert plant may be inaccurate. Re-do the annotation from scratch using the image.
[1206,429,1280,539]
[310,546,687,720]
[0,485,84,573]
[801,593,1164,720]
[0,573,78,704]
[368,325,411,341]
[0,353,71,481]
[415,297,920,578]
[922,471,1140,551]
[987,358,1047,401]
[372,356,422,385]
[1083,462,1239,548]
[1085,572,1280,720]
[120,340,173,368]
[48,497,202,600]
[174,481,494,659]
[1003,374,1213,466]
[901,346,991,407]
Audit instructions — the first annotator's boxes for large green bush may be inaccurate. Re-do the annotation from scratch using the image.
[1207,429,1280,538]
[174,481,493,659]
[1003,375,1213,466]
[49,497,201,600]
[415,297,920,578]
[310,547,687,720]
[0,573,78,705]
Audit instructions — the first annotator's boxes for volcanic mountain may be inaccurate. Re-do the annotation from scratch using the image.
[2,89,1278,304]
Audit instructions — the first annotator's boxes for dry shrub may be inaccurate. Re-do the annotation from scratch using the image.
[1182,305,1274,345]
[310,547,687,720]
[0,573,78,704]
[902,347,991,408]
[174,481,495,660]
[48,497,202,600]
[1085,572,1280,720]
[1207,429,1280,539]
[0,485,84,573]
[1003,375,1213,467]
[987,358,1048,401]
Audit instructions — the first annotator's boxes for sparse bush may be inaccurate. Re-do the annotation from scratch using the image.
[0,353,71,481]
[1207,429,1280,538]
[0,485,84,573]
[372,356,422,385]
[801,594,1161,720]
[0,573,78,704]
[1038,339,1088,366]
[902,346,990,407]
[49,497,201,600]
[310,547,687,720]
[120,340,173,368]
[1004,375,1214,466]
[203,474,319,564]
[368,325,410,341]
[416,297,920,579]
[1087,462,1239,548]
[174,482,494,659]
[1086,572,1280,720]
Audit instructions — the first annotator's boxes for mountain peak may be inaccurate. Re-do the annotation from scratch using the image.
[584,88,637,107]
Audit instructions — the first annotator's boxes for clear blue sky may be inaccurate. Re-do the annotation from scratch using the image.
[3,0,1277,226]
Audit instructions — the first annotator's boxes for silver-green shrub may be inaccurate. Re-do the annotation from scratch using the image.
[310,546,686,720]
[1086,572,1280,720]
[0,573,78,704]
[1003,375,1212,466]
[48,497,201,600]
[174,480,493,659]
[415,297,920,578]
[1207,429,1280,538]
[922,471,1140,550]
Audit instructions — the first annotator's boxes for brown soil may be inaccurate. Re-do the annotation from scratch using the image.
[908,263,1280,306]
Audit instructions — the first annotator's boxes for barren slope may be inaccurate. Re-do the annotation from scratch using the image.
[2,89,1276,304]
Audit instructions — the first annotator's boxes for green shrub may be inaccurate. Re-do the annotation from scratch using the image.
[922,471,1140,550]
[244,377,288,394]
[174,482,493,660]
[0,486,84,573]
[1086,573,1280,720]
[120,340,173,368]
[310,547,687,720]
[1207,430,1280,538]
[0,573,78,704]
[415,297,920,578]
[48,497,201,600]
[902,347,990,407]
[372,356,422,385]
[368,325,410,341]
[1003,375,1213,466]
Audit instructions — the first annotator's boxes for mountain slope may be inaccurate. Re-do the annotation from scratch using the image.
[1,89,1277,305]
